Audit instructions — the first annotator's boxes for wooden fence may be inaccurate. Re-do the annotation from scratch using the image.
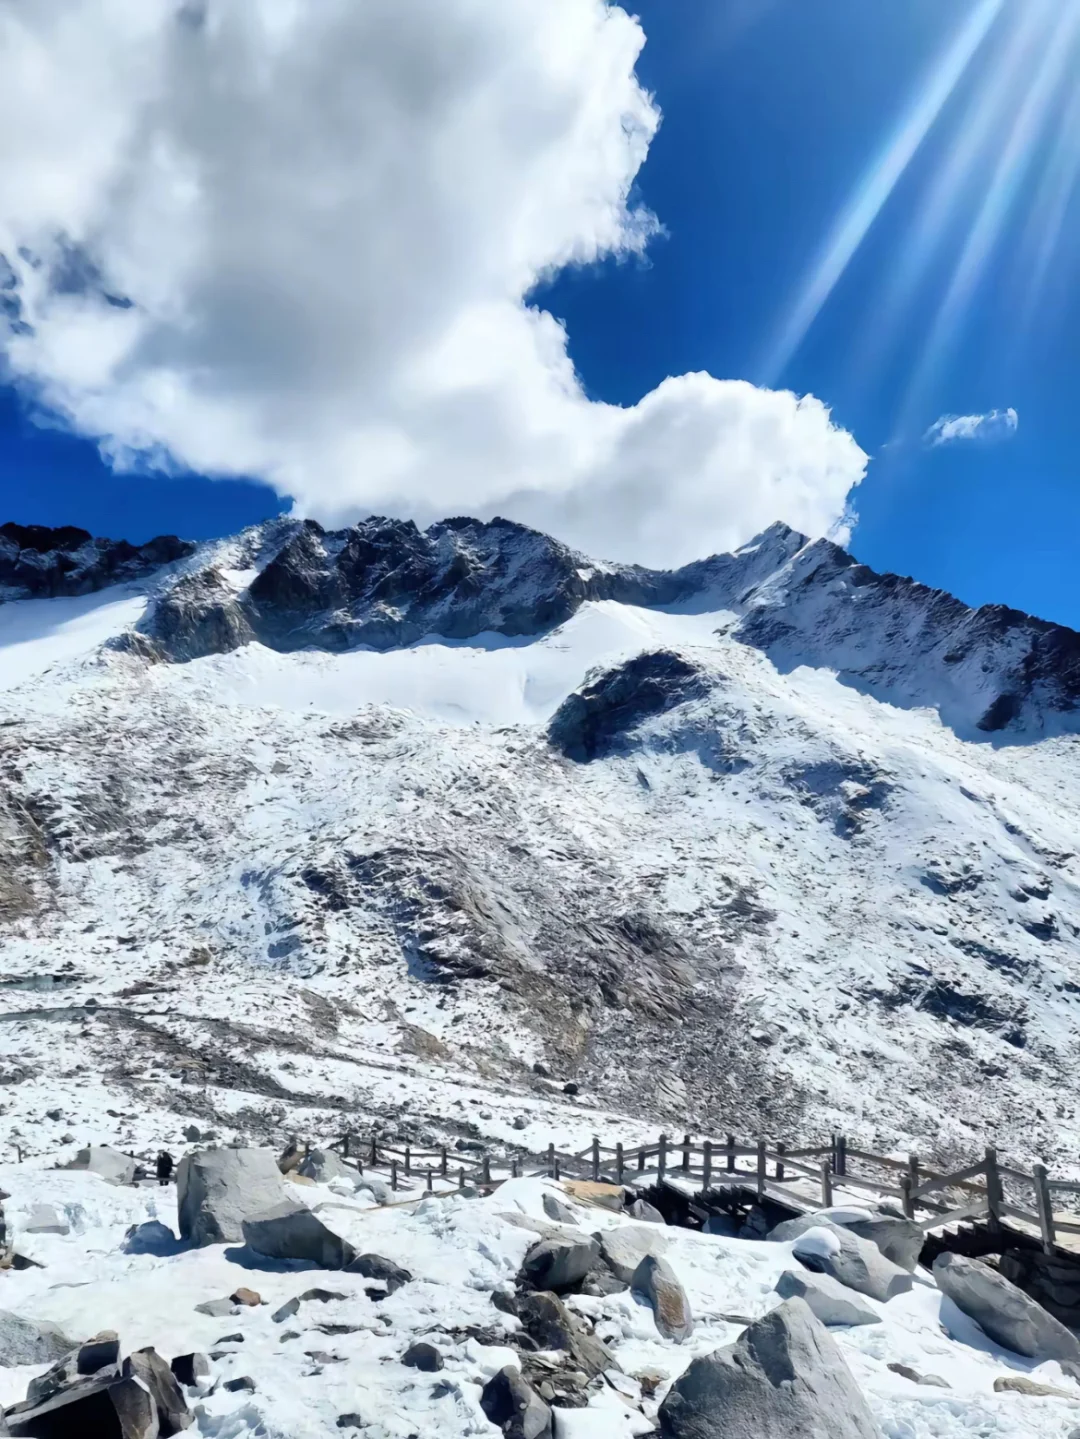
[330,1128,1080,1257]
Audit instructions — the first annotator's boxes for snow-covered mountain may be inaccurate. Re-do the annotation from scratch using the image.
[3,514,1080,1175]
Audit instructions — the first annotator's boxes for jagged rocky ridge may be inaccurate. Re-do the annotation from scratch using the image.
[136,515,1080,738]
[0,521,192,602]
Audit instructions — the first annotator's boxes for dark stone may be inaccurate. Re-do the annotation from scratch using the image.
[0,523,193,604]
[520,1236,600,1295]
[516,1292,613,1378]
[169,1354,210,1388]
[479,1365,553,1439]
[5,1375,159,1439]
[122,1347,192,1434]
[241,1202,356,1269]
[343,1254,412,1293]
[548,651,709,763]
[223,1376,256,1393]
[401,1342,444,1372]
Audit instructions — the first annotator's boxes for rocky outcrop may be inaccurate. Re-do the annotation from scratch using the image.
[63,1146,136,1186]
[176,1147,287,1246]
[480,1365,553,1439]
[772,1219,913,1303]
[520,1235,601,1294]
[515,1292,613,1379]
[657,1298,881,1439]
[774,1269,881,1326]
[241,1202,356,1269]
[0,1312,78,1367]
[548,651,710,763]
[771,1207,923,1273]
[999,1245,1080,1328]
[343,1254,412,1293]
[5,1374,160,1438]
[631,1254,693,1343]
[599,1224,672,1285]
[934,1251,1080,1364]
[140,567,255,662]
[0,522,192,603]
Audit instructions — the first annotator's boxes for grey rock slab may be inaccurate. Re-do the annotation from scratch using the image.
[297,1148,352,1184]
[6,1375,160,1439]
[63,1146,136,1187]
[541,1193,579,1226]
[632,1254,693,1344]
[193,1299,235,1318]
[23,1204,69,1236]
[785,1220,913,1303]
[657,1297,882,1439]
[521,1236,600,1295]
[177,1147,287,1247]
[241,1201,356,1269]
[516,1292,614,1379]
[402,1341,444,1372]
[123,1348,192,1435]
[628,1198,666,1225]
[0,1312,78,1367]
[934,1251,1080,1363]
[771,1209,923,1272]
[169,1355,210,1388]
[775,1269,881,1327]
[599,1224,672,1285]
[25,1333,120,1405]
[480,1365,553,1439]
[888,1362,950,1388]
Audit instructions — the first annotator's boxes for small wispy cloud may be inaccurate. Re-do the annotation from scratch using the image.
[924,407,1019,447]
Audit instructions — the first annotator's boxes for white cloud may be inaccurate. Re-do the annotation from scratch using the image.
[0,0,867,567]
[924,407,1019,448]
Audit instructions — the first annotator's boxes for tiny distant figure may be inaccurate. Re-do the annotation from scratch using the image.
[156,1151,174,1187]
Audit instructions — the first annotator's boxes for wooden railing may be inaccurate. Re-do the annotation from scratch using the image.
[329,1128,1078,1257]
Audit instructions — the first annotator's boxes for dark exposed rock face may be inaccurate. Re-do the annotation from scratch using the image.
[0,522,193,602]
[548,651,710,763]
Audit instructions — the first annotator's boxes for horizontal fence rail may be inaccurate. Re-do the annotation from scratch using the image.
[318,1126,1078,1257]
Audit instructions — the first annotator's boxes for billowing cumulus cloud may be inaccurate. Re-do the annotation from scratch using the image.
[924,407,1019,448]
[0,0,867,566]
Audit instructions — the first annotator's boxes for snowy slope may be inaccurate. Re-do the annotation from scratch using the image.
[2,517,1080,1183]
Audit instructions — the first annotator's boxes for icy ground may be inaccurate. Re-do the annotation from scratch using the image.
[4,1164,1080,1438]
[2,521,1080,1183]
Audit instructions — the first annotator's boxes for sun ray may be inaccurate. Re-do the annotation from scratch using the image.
[760,0,1005,385]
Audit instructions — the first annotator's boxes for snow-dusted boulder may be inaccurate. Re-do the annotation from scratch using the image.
[934,1251,1080,1364]
[516,1291,614,1378]
[296,1147,352,1183]
[241,1201,357,1269]
[63,1145,136,1186]
[0,1311,77,1367]
[774,1269,880,1326]
[480,1364,553,1439]
[521,1235,600,1294]
[632,1254,693,1343]
[658,1298,881,1438]
[599,1224,672,1284]
[783,1221,913,1304]
[771,1206,922,1272]
[177,1146,286,1246]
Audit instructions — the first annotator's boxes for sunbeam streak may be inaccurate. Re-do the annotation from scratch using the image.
[760,0,1004,384]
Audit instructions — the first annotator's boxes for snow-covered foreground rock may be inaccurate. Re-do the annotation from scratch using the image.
[3,513,1080,1177]
[3,1164,1080,1437]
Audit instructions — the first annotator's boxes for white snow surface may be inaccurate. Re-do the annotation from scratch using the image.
[2,1165,1079,1438]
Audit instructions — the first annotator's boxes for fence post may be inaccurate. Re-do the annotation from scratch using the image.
[836,1134,847,1177]
[756,1138,767,1200]
[441,1146,448,1179]
[616,1142,625,1185]
[906,1154,920,1216]
[726,1134,736,1174]
[985,1147,1003,1234]
[370,1133,378,1167]
[638,1146,646,1173]
[899,1174,914,1220]
[426,1167,433,1194]
[592,1137,600,1183]
[511,1157,520,1179]
[391,1159,398,1192]
[1033,1163,1056,1255]
[547,1142,556,1179]
[404,1144,411,1179]
[702,1139,713,1193]
[482,1155,491,1188]
[343,1132,351,1159]
[553,1153,561,1181]
[658,1134,668,1182]
[820,1158,833,1207]
[459,1166,465,1192]
[682,1133,691,1174]
[775,1141,786,1183]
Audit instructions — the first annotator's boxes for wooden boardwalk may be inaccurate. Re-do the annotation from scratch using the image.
[331,1128,1080,1260]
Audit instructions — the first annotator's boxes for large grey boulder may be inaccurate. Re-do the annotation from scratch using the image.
[344,1254,412,1293]
[241,1201,356,1269]
[934,1251,1080,1363]
[784,1221,913,1303]
[632,1254,693,1343]
[6,1375,159,1439]
[658,1297,881,1439]
[521,1235,600,1294]
[123,1347,192,1434]
[0,1311,77,1366]
[775,1269,881,1327]
[26,1332,120,1406]
[63,1146,136,1187]
[296,1148,352,1184]
[771,1207,922,1272]
[480,1365,553,1439]
[600,1224,672,1285]
[177,1147,286,1246]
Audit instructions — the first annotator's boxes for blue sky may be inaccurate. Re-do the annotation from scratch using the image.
[2,0,1078,625]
